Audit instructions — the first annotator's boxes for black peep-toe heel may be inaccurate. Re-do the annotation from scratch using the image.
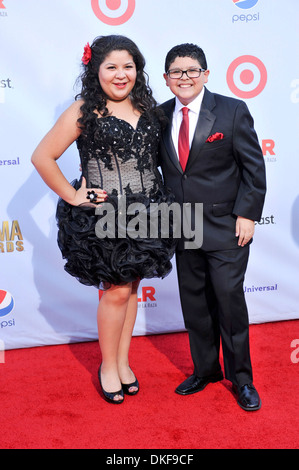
[98,365,124,404]
[122,377,139,395]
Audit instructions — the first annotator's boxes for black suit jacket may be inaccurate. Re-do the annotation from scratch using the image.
[159,88,267,251]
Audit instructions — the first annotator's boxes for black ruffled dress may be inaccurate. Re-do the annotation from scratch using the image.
[56,113,177,289]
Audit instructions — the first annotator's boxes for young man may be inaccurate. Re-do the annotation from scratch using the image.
[159,44,266,411]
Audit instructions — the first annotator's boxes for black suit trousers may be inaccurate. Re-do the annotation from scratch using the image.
[175,245,253,387]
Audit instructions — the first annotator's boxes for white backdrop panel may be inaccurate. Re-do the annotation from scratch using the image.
[0,0,298,350]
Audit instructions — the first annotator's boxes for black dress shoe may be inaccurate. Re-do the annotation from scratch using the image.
[233,383,261,411]
[175,371,223,395]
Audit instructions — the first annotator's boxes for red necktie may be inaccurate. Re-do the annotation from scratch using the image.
[178,107,189,171]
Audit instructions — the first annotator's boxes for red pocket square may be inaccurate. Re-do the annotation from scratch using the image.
[206,132,224,143]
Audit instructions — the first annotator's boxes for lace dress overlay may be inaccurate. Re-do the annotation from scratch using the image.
[56,113,177,289]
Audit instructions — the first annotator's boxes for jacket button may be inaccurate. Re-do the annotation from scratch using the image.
[183,174,188,180]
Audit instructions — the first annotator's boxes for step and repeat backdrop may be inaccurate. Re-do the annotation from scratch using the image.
[1,0,299,350]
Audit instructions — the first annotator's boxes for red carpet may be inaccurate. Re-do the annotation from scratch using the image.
[0,320,298,449]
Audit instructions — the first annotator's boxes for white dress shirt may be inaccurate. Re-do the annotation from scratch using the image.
[171,87,205,158]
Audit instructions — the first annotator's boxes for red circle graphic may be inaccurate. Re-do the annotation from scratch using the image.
[91,0,135,25]
[227,55,267,99]
[240,69,254,85]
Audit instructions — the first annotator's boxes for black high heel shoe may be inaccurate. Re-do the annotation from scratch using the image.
[122,377,139,396]
[98,366,124,404]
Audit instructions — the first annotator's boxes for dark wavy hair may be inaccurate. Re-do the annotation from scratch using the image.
[75,35,158,134]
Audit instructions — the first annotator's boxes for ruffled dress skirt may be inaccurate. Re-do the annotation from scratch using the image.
[56,180,177,289]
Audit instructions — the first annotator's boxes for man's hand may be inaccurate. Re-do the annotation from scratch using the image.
[235,216,255,247]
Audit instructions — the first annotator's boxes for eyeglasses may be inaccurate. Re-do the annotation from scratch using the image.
[166,68,206,79]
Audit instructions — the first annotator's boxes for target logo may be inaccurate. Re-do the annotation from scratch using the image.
[227,55,267,99]
[233,0,259,9]
[91,0,135,25]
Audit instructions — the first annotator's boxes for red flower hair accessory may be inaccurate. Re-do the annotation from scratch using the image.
[82,42,92,65]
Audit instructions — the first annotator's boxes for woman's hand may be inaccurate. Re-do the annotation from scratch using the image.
[70,177,107,207]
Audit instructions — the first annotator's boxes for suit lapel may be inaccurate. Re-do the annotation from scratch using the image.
[161,89,217,173]
[186,88,216,171]
[161,99,183,174]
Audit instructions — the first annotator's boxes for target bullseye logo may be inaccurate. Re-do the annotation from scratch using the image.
[91,0,135,25]
[227,55,267,98]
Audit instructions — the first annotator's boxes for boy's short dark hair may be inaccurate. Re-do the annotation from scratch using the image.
[164,43,207,72]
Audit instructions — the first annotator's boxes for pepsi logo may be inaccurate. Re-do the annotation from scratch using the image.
[91,0,135,25]
[233,0,259,9]
[0,290,15,317]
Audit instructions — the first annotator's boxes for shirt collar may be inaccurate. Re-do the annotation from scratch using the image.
[174,87,205,116]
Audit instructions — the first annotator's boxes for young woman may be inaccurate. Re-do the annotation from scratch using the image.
[31,35,176,404]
